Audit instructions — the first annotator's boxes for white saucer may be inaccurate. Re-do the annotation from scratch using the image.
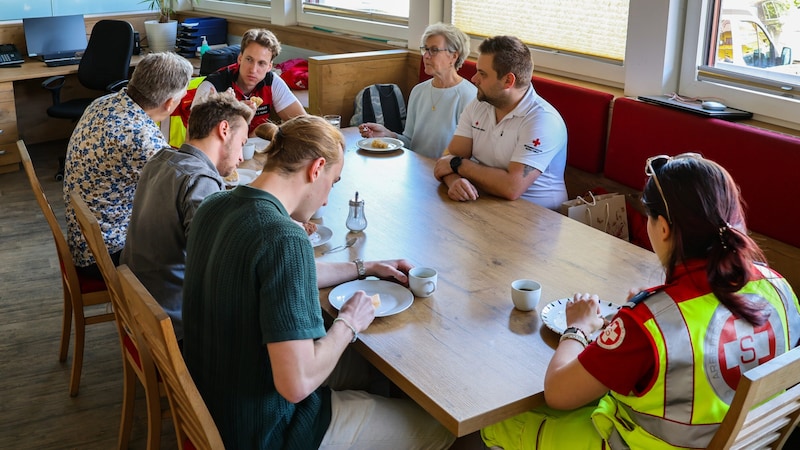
[357,137,403,152]
[540,298,621,341]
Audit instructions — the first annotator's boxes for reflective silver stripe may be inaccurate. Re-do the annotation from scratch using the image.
[619,403,720,448]
[607,428,631,450]
[641,292,695,422]
[754,264,800,347]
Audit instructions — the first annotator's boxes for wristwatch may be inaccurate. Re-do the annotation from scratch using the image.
[560,327,589,347]
[449,156,463,175]
[353,258,366,280]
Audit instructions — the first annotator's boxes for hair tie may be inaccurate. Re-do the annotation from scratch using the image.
[718,222,734,250]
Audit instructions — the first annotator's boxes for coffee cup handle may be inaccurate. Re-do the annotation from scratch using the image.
[423,281,435,296]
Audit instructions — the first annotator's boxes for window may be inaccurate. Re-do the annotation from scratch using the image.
[296,0,413,41]
[0,0,148,21]
[449,0,629,85]
[196,0,270,20]
[301,0,408,25]
[680,0,800,127]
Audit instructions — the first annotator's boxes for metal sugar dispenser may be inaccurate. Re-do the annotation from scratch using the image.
[346,191,367,232]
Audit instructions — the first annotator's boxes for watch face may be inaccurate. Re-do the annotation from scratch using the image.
[450,157,462,173]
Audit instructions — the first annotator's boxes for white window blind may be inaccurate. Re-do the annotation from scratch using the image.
[451,0,629,62]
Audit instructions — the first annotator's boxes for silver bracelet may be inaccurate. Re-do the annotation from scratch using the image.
[333,317,358,344]
[353,258,366,280]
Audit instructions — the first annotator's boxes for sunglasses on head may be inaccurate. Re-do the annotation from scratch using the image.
[644,152,703,223]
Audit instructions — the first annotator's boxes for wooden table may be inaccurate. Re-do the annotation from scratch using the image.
[303,128,662,436]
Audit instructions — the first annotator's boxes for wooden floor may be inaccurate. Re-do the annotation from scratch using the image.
[0,140,176,449]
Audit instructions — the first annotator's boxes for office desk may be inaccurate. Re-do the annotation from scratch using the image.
[307,129,662,437]
[0,55,144,173]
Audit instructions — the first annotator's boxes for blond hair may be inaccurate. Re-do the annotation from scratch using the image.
[264,116,344,174]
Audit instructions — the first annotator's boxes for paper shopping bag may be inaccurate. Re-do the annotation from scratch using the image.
[561,192,629,241]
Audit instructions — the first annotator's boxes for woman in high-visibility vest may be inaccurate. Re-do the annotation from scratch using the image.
[482,154,800,449]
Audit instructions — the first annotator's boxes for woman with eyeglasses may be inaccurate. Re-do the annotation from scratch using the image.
[481,154,800,449]
[358,23,477,158]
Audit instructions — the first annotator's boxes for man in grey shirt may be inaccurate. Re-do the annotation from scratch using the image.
[121,92,253,340]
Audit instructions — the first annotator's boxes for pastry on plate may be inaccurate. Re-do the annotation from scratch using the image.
[371,139,389,149]
[224,169,239,184]
[370,293,381,309]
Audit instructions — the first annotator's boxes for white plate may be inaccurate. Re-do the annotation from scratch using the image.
[248,137,270,154]
[329,280,414,317]
[540,298,621,341]
[357,137,404,152]
[225,168,260,187]
[308,225,333,247]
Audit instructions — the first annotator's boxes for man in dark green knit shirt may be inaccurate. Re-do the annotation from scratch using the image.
[183,116,455,449]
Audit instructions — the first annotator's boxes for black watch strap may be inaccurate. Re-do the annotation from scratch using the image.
[450,156,463,175]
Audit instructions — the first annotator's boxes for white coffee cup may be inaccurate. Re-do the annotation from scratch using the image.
[242,142,255,160]
[511,279,542,311]
[311,205,325,219]
[409,267,437,298]
[323,114,341,129]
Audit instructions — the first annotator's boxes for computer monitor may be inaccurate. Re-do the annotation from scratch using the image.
[23,14,88,60]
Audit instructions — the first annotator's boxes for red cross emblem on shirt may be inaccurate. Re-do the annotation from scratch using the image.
[532,138,541,146]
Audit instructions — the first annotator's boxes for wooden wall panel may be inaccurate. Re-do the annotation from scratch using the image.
[308,50,414,124]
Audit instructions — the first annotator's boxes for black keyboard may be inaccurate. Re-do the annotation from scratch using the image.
[46,57,81,67]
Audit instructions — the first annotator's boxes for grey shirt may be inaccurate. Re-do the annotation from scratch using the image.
[121,144,223,340]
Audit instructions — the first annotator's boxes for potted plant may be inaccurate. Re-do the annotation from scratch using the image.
[143,0,179,23]
[142,0,194,52]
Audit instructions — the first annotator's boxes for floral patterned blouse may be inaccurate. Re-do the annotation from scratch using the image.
[63,88,169,268]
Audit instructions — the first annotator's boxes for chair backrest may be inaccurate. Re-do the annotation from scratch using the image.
[706,346,800,449]
[69,194,122,300]
[79,20,134,92]
[118,265,224,450]
[18,140,85,302]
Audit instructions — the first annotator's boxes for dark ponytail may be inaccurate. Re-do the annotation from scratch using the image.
[642,156,768,326]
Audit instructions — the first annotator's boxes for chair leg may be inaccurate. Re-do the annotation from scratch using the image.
[59,285,72,363]
[143,383,162,450]
[69,316,86,397]
[117,358,136,450]
[55,156,65,182]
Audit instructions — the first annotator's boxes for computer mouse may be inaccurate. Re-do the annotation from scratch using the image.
[701,101,727,111]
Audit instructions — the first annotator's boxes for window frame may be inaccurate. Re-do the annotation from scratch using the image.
[195,0,272,22]
[680,0,800,129]
[294,0,418,42]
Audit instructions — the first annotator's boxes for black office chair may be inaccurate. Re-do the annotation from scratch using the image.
[42,20,135,180]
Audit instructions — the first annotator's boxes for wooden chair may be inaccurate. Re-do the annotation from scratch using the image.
[70,194,164,449]
[118,265,224,450]
[707,346,800,449]
[18,139,114,397]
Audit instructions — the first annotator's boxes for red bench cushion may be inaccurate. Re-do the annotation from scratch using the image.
[605,97,800,247]
[532,77,613,173]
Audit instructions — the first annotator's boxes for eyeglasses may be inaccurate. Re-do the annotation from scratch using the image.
[419,46,453,56]
[644,152,703,223]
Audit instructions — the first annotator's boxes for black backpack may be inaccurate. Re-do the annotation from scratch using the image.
[349,84,407,133]
[199,45,241,75]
